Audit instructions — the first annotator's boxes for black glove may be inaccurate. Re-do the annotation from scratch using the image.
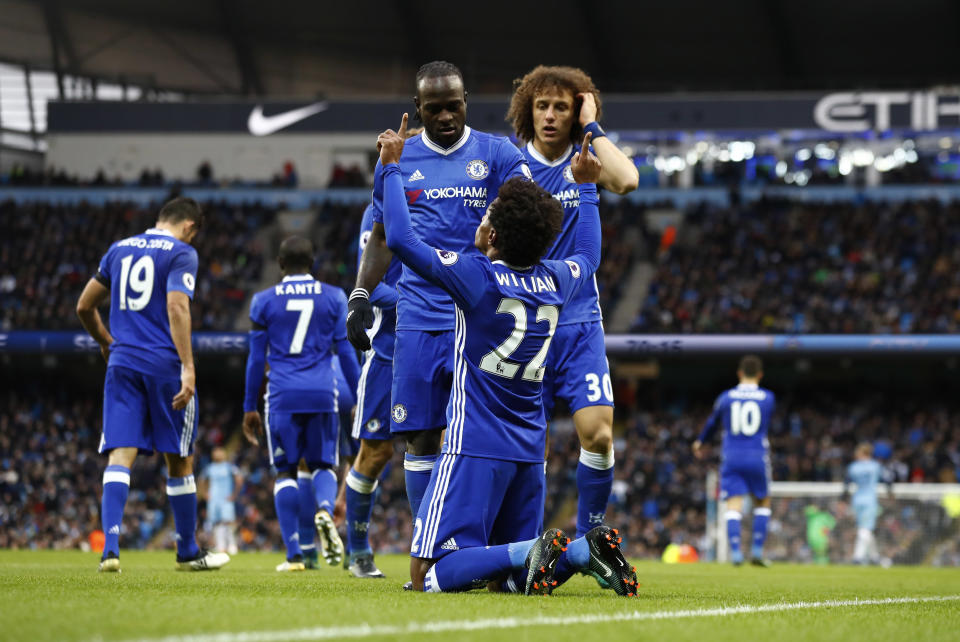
[347,288,375,351]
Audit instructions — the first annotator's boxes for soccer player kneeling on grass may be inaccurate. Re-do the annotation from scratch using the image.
[378,115,638,596]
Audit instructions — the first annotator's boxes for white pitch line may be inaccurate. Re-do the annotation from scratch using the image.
[115,595,960,642]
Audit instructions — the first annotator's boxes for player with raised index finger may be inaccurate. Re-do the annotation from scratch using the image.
[346,61,532,534]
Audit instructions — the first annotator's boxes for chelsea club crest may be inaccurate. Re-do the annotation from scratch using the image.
[465,159,489,180]
[563,165,576,183]
[392,404,407,424]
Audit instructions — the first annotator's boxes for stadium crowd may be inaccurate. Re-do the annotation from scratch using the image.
[0,197,639,333]
[0,199,271,332]
[632,198,960,334]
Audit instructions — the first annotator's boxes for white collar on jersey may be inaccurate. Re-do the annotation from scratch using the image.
[526,141,574,168]
[736,383,759,390]
[281,274,314,282]
[492,259,533,272]
[421,126,472,156]
[145,227,174,236]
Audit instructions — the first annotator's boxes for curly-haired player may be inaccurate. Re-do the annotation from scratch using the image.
[509,67,639,568]
[375,114,638,597]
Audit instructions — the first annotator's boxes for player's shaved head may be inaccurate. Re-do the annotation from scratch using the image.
[486,177,562,267]
[856,442,874,458]
[415,60,463,92]
[738,355,763,378]
[278,236,314,274]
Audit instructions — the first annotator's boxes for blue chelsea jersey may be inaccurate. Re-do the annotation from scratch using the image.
[358,204,399,361]
[522,142,602,326]
[371,127,532,331]
[248,275,348,413]
[96,228,198,379]
[436,255,591,462]
[699,383,776,459]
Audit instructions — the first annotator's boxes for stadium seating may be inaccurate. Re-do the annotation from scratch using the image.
[631,198,960,334]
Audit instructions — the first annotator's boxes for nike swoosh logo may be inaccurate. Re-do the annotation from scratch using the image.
[248,102,328,136]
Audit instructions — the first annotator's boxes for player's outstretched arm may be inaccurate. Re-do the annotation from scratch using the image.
[566,132,603,277]
[578,92,638,195]
[76,278,113,363]
[378,114,435,276]
[167,291,195,410]
[242,323,267,446]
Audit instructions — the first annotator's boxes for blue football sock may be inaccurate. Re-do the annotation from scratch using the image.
[403,454,438,518]
[576,448,614,538]
[101,465,130,557]
[752,507,771,559]
[425,545,513,592]
[312,467,338,515]
[166,475,199,560]
[726,510,743,563]
[345,468,377,556]
[297,472,316,552]
[274,478,302,561]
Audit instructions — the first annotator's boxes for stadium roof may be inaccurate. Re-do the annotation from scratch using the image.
[2,0,960,97]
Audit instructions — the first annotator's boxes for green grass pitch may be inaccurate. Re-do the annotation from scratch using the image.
[2,551,959,642]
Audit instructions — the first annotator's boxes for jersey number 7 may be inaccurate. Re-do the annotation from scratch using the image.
[286,299,313,354]
[479,297,558,382]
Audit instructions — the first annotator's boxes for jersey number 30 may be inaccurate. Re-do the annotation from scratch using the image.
[479,298,558,382]
[730,400,761,436]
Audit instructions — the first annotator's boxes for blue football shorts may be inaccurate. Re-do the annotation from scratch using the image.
[541,321,613,418]
[352,354,393,441]
[720,454,771,500]
[100,365,198,456]
[390,330,454,434]
[410,453,544,560]
[266,410,338,472]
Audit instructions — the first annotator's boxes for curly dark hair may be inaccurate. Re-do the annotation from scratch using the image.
[488,177,563,267]
[507,65,601,145]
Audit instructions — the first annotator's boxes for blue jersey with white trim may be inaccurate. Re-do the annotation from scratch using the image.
[847,459,882,504]
[248,275,348,413]
[358,204,399,361]
[371,127,531,331]
[380,162,600,463]
[522,142,602,326]
[96,228,198,379]
[698,383,776,460]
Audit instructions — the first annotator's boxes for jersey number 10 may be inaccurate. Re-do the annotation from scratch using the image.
[730,400,761,436]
